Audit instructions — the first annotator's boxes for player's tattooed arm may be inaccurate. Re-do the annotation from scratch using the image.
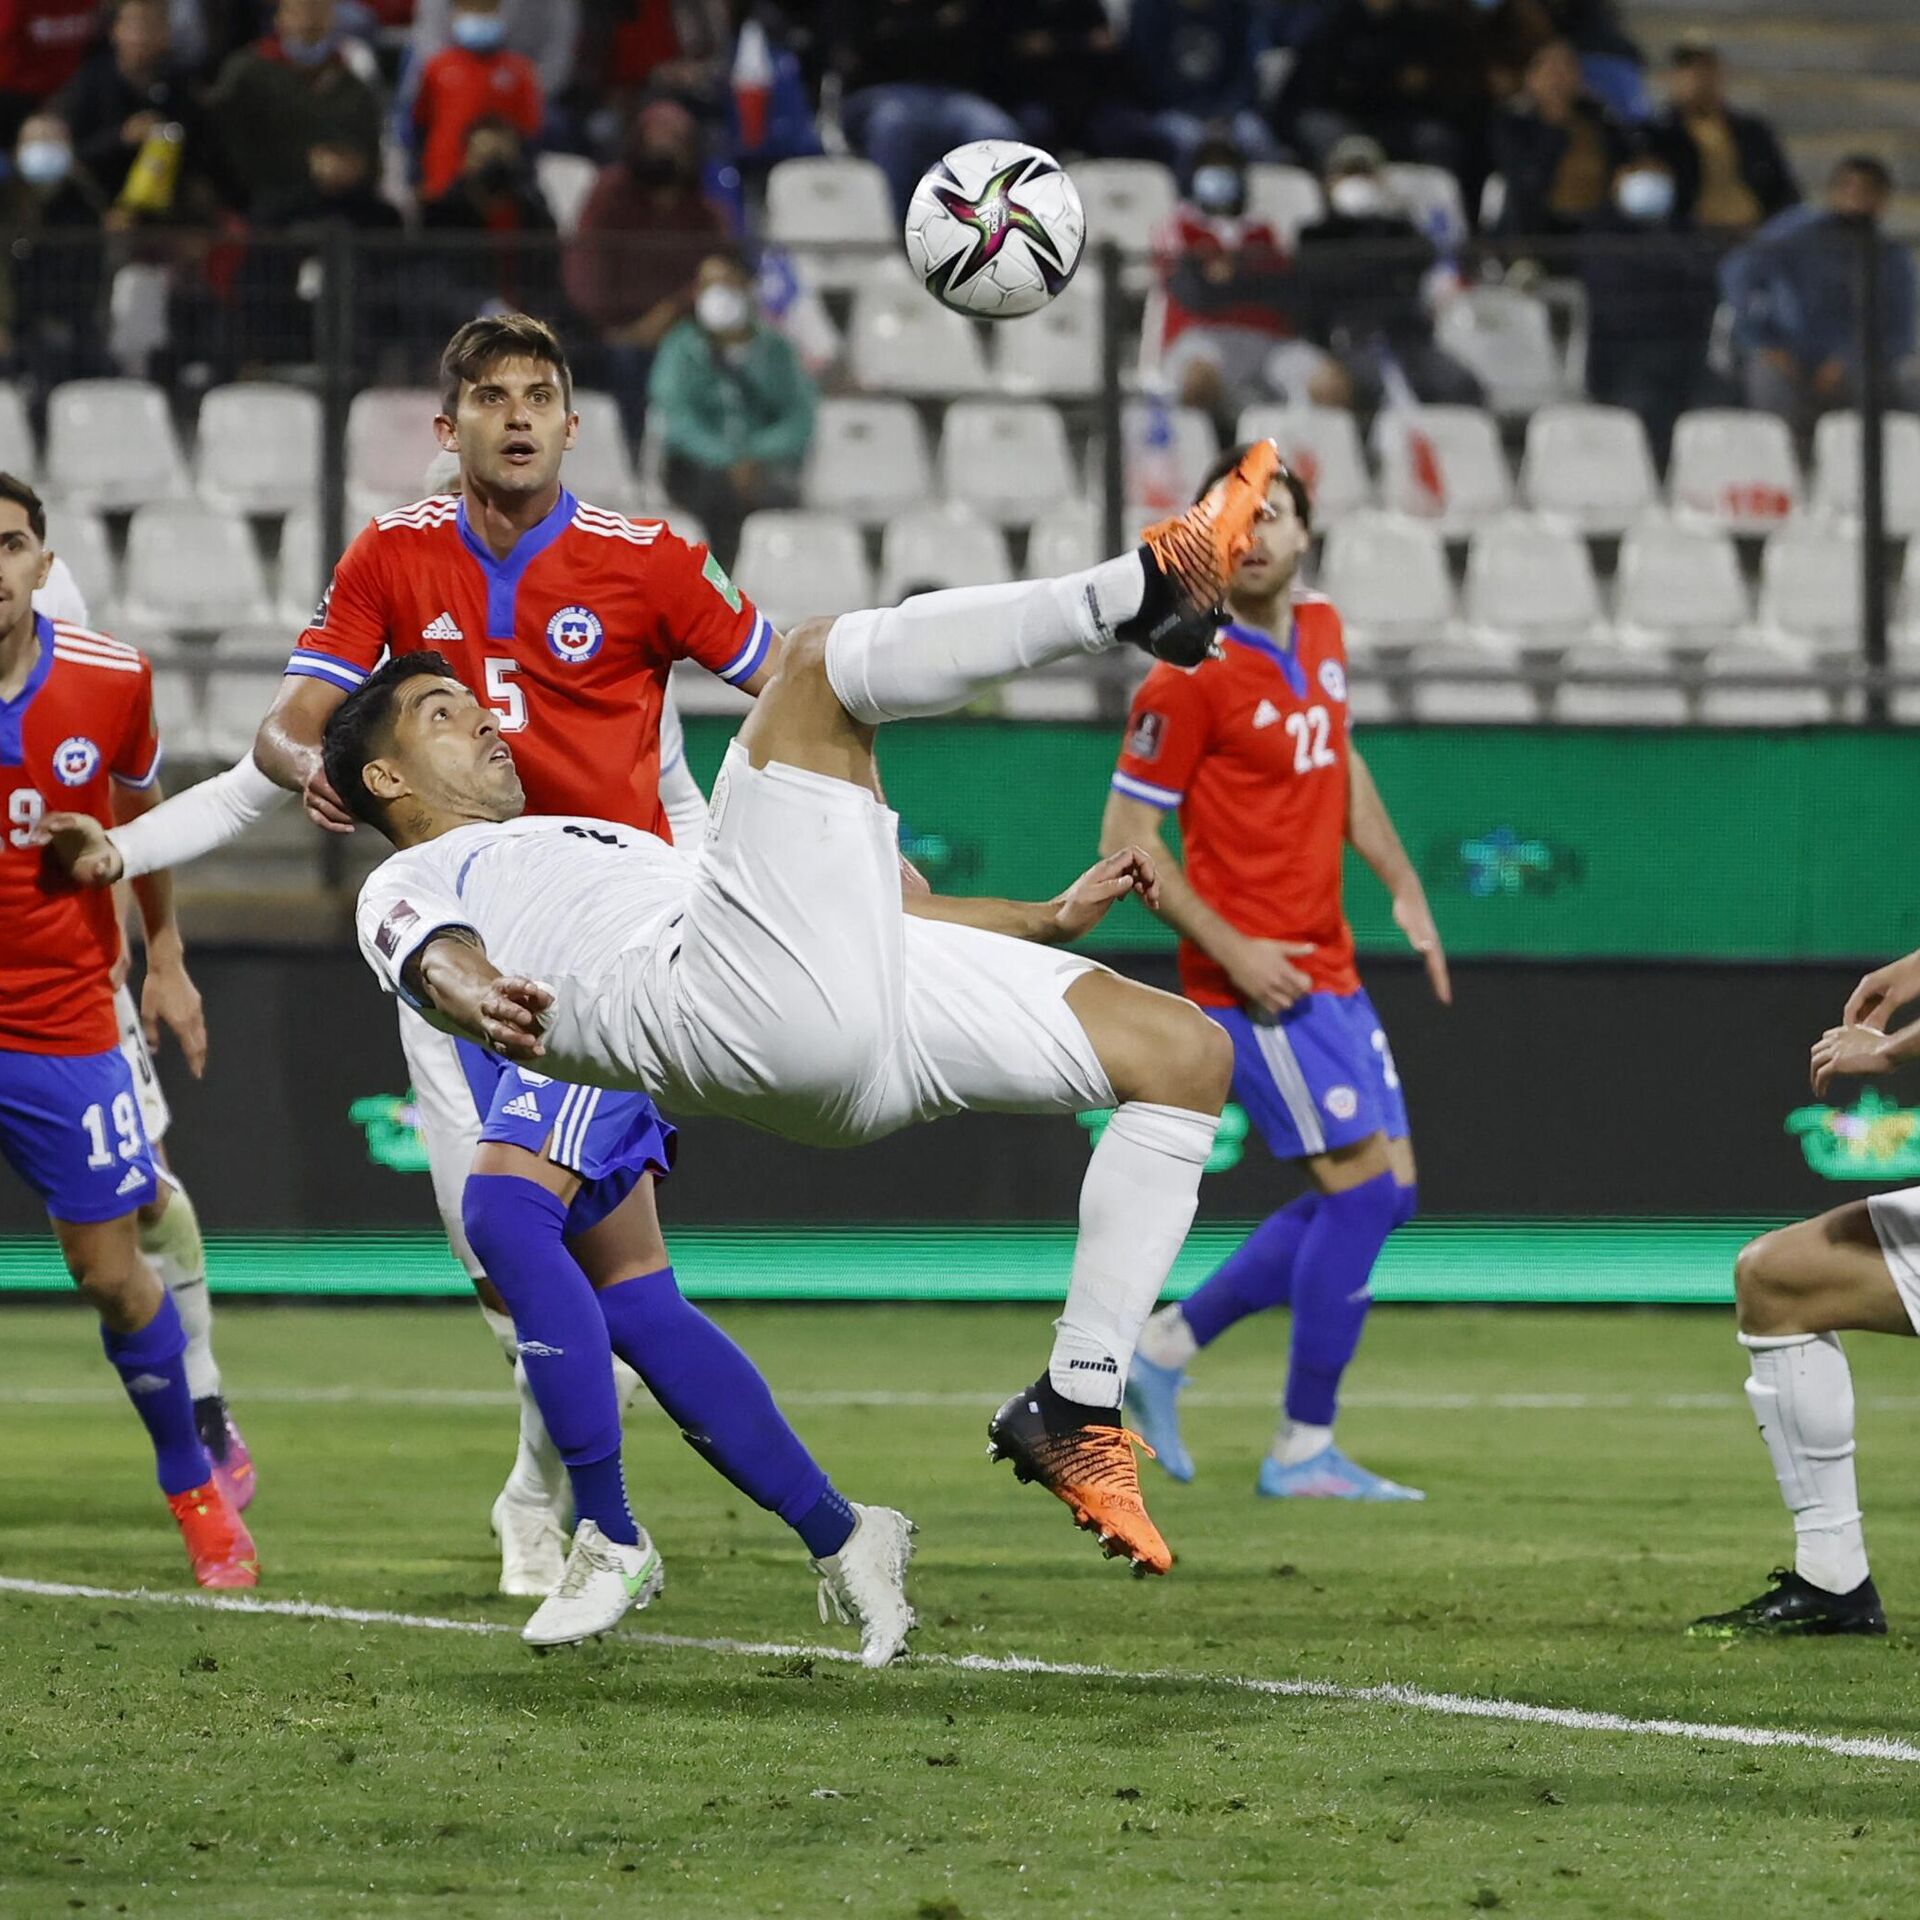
[904,847,1162,945]
[407,929,552,1061]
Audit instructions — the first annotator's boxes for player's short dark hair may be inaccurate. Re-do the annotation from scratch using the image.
[1832,154,1893,196]
[322,651,456,832]
[438,312,573,417]
[0,471,46,544]
[1193,444,1312,534]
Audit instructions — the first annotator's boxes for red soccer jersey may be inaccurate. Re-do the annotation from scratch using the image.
[1112,598,1358,1007]
[0,619,161,1055]
[413,45,543,201]
[288,490,772,838]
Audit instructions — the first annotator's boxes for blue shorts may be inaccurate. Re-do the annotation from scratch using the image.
[1208,988,1409,1162]
[455,1041,676,1237]
[0,1046,158,1223]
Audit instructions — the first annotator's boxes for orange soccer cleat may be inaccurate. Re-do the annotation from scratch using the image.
[1126,437,1285,666]
[167,1478,260,1589]
[988,1385,1174,1577]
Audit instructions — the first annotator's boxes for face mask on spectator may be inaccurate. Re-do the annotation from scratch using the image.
[451,13,507,52]
[1614,169,1675,222]
[696,283,752,336]
[1190,165,1244,216]
[1329,175,1388,218]
[16,140,72,186]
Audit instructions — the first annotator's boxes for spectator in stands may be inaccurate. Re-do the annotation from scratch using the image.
[1295,135,1483,409]
[0,109,109,389]
[825,0,1021,219]
[1647,38,1796,236]
[56,0,223,222]
[649,251,815,568]
[1490,37,1628,237]
[1150,133,1347,428]
[410,0,580,110]
[988,0,1128,163]
[0,1,100,148]
[1578,146,1725,463]
[1104,0,1282,171]
[205,0,384,220]
[1721,155,1920,446]
[563,97,728,437]
[410,0,542,203]
[421,116,562,321]
[576,0,732,130]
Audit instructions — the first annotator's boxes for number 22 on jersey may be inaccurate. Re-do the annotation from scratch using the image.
[1283,705,1337,775]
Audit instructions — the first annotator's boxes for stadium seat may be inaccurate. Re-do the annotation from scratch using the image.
[41,503,115,624]
[992,281,1102,398]
[802,397,933,521]
[938,398,1075,525]
[346,387,442,523]
[1433,287,1562,417]
[1383,163,1468,247]
[1113,399,1219,507]
[1697,636,1828,725]
[1756,517,1863,655]
[1345,662,1397,725]
[120,503,273,634]
[847,263,990,395]
[534,151,597,236]
[1403,633,1538,723]
[1244,163,1325,242]
[561,389,637,509]
[275,506,323,629]
[998,670,1105,722]
[149,665,205,759]
[1072,159,1177,255]
[1612,514,1750,655]
[1809,411,1920,535]
[1519,404,1659,534]
[765,157,894,286]
[1316,511,1455,646]
[194,383,322,517]
[667,656,751,716]
[46,379,190,508]
[0,381,37,479]
[1463,512,1602,652]
[1668,409,1800,532]
[731,510,873,627]
[203,667,283,761]
[879,501,1014,600]
[1238,405,1371,523]
[212,624,299,667]
[1553,641,1690,725]
[1373,405,1511,533]
[1025,496,1100,578]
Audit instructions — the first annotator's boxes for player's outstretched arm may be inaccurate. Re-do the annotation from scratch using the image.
[1844,951,1920,1033]
[1347,748,1450,1006]
[903,847,1162,945]
[255,676,357,833]
[1811,1015,1920,1096]
[407,931,552,1062]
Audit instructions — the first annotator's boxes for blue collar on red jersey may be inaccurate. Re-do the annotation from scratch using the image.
[0,613,55,765]
[457,487,579,641]
[1220,618,1307,699]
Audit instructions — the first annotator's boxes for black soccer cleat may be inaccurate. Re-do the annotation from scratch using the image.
[1687,1567,1887,1638]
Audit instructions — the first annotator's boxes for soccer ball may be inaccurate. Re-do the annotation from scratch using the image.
[903,139,1086,320]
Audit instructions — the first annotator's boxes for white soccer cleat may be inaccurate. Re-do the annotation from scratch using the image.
[813,1503,917,1668]
[520,1520,665,1649]
[491,1485,568,1599]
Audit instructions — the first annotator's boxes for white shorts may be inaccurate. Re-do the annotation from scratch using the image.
[1867,1187,1920,1332]
[628,744,1115,1147]
[400,1005,486,1280]
[114,983,171,1146]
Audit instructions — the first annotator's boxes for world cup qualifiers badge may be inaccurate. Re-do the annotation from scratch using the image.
[546,605,604,664]
[53,736,100,785]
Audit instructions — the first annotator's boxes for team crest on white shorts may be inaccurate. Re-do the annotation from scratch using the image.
[1324,1084,1359,1121]
[52,736,100,785]
[546,604,604,663]
[1318,659,1348,702]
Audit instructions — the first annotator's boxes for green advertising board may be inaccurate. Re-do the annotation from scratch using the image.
[683,722,1920,962]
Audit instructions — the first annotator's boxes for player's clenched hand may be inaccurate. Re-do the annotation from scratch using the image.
[1049,846,1160,941]
[1392,886,1452,1006]
[1226,934,1316,1015]
[303,767,357,834]
[33,810,125,886]
[1811,1023,1895,1098]
[143,960,208,1079]
[1843,951,1920,1033]
[476,975,554,1060]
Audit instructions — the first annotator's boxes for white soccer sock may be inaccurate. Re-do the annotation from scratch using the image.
[140,1186,219,1401]
[478,1302,519,1367]
[1275,1420,1334,1467]
[1049,1102,1216,1408]
[1742,1331,1870,1594]
[1136,1303,1199,1370]
[477,1302,571,1516]
[824,560,1146,724]
[611,1352,644,1417]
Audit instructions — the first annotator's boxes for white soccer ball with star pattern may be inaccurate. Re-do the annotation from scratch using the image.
[903,139,1085,320]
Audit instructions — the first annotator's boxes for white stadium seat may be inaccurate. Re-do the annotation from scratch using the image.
[1463,512,1601,651]
[1317,511,1454,646]
[1071,159,1177,255]
[992,281,1101,398]
[848,263,990,395]
[1433,286,1562,416]
[1373,405,1511,533]
[345,387,442,524]
[194,382,322,517]
[203,667,284,760]
[150,665,205,759]
[1239,405,1371,523]
[1244,163,1325,243]
[1115,399,1219,508]
[802,397,933,522]
[1383,163,1468,247]
[1520,404,1659,533]
[880,501,1013,600]
[1025,496,1100,578]
[731,510,873,627]
[47,379,189,508]
[1553,641,1689,725]
[1669,409,1800,532]
[1404,632,1538,723]
[0,381,37,479]
[765,157,894,285]
[1809,411,1920,535]
[120,503,272,633]
[41,503,115,624]
[534,151,598,236]
[275,506,323,629]
[938,398,1075,525]
[1612,513,1749,650]
[1697,636,1828,726]
[562,389,638,510]
[1756,518,1862,655]
[212,624,299,667]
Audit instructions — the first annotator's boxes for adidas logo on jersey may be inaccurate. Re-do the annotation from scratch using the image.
[500,1091,543,1122]
[116,1167,148,1196]
[422,612,464,641]
[1253,699,1283,729]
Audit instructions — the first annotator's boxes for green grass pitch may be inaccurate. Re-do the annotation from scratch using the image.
[5,1299,1920,1919]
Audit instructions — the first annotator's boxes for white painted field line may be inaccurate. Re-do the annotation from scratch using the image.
[3,1573,1916,1766]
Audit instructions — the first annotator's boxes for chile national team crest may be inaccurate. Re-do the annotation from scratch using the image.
[52,736,100,786]
[546,604,604,664]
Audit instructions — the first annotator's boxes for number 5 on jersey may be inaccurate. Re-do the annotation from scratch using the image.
[485,658,526,733]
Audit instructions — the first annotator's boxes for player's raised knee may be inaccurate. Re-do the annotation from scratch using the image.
[1733,1230,1796,1334]
[1108,988,1232,1113]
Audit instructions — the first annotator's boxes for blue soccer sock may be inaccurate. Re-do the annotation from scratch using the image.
[462,1174,638,1547]
[596,1267,855,1558]
[1179,1192,1323,1350]
[101,1291,213,1497]
[1285,1169,1402,1429]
